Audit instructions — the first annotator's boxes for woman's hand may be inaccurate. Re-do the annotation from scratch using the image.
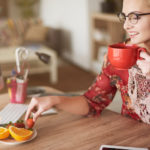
[137,52,150,79]
[25,96,59,122]
[25,95,89,122]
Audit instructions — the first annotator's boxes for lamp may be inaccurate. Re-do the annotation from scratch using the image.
[35,52,50,64]
[15,47,51,75]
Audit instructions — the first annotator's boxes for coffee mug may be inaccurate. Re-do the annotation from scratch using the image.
[108,43,146,70]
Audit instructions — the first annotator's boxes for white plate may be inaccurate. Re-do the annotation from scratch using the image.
[0,129,37,145]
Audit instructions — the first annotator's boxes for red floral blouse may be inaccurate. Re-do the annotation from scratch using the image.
[84,53,150,124]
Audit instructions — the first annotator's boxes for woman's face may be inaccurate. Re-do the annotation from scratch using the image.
[123,0,150,47]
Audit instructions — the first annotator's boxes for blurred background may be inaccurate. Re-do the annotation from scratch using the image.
[0,0,125,94]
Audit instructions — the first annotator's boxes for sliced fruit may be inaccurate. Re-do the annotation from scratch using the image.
[5,121,13,129]
[9,126,33,141]
[26,118,34,129]
[14,120,25,128]
[14,122,25,128]
[0,127,10,139]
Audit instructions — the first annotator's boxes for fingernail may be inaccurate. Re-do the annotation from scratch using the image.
[24,116,27,121]
[33,117,36,122]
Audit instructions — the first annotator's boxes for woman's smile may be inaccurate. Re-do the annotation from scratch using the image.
[128,31,139,39]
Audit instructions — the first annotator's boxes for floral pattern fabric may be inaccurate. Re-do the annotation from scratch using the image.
[84,53,150,124]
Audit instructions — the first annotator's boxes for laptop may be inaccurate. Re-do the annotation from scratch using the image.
[99,145,148,150]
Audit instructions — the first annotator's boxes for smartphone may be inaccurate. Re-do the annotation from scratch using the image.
[99,145,148,150]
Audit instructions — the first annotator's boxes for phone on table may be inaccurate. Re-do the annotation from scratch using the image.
[99,145,148,150]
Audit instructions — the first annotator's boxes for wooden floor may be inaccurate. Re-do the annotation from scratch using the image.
[2,59,96,93]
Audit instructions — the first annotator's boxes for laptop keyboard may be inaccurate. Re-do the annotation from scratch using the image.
[0,103,28,125]
[0,103,58,125]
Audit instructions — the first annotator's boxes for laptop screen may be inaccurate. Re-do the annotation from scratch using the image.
[101,148,128,150]
[100,145,148,150]
[102,147,129,150]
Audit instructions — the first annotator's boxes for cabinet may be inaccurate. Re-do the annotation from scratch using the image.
[91,13,126,73]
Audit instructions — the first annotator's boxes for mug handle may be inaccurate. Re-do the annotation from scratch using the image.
[137,48,147,60]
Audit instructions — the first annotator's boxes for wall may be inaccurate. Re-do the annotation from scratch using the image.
[0,0,8,18]
[40,0,101,70]
[7,0,102,70]
[8,0,20,18]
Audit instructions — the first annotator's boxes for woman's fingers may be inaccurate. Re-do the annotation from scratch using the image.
[25,97,38,121]
[140,52,150,61]
[25,96,55,122]
[33,107,44,122]
[137,59,150,75]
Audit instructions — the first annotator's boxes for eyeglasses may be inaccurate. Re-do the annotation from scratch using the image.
[117,12,150,24]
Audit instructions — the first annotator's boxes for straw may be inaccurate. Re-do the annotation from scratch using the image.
[24,69,29,81]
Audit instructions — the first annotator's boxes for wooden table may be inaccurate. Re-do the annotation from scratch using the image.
[0,87,150,150]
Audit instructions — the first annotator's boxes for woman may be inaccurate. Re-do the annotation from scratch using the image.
[25,0,150,124]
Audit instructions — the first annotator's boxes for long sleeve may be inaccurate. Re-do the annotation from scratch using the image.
[83,57,117,117]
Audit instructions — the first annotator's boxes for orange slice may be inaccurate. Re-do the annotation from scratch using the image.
[9,126,33,141]
[0,127,10,139]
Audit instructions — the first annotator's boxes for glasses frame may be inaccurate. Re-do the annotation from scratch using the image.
[117,12,150,24]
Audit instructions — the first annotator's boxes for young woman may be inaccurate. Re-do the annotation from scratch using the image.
[25,0,150,124]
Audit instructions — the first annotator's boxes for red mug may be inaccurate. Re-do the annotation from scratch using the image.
[108,43,146,70]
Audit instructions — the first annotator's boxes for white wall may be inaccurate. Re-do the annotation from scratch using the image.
[40,0,101,70]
